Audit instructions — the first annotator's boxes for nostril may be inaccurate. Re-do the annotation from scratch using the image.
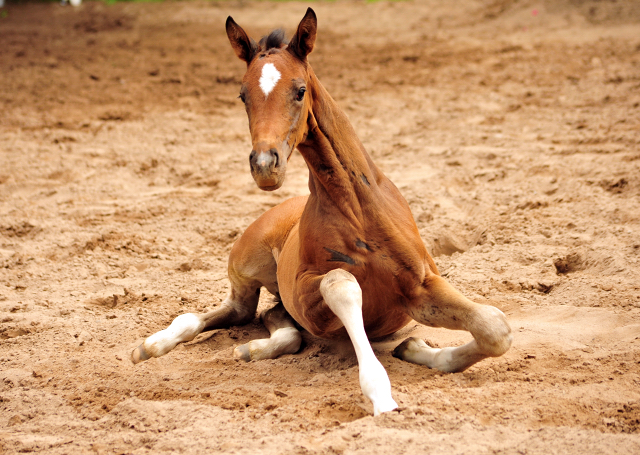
[272,149,280,167]
[250,150,257,160]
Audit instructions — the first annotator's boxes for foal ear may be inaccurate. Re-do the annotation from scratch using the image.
[226,16,258,64]
[288,8,317,61]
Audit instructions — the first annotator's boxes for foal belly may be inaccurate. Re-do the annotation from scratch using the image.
[360,286,413,339]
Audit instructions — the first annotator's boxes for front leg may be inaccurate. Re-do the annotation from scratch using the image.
[394,274,512,372]
[319,269,398,416]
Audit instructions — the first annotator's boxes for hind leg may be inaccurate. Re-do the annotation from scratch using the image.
[131,198,306,364]
[131,210,288,364]
[131,274,262,364]
[393,275,512,373]
[233,302,302,361]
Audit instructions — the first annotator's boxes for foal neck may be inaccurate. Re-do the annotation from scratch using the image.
[298,69,383,225]
[296,67,433,283]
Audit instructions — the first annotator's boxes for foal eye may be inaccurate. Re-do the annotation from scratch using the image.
[238,93,246,104]
[296,87,306,102]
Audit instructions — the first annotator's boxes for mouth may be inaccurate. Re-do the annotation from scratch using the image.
[257,182,283,191]
[252,174,284,191]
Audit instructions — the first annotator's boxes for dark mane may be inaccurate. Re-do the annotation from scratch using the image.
[258,29,288,51]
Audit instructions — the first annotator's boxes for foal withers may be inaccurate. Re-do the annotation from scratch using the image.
[132,9,512,416]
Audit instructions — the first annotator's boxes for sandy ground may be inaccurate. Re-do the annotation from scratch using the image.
[1,0,640,453]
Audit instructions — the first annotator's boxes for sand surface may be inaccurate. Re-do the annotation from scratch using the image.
[1,0,640,453]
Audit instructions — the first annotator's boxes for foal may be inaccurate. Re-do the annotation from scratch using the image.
[132,9,512,416]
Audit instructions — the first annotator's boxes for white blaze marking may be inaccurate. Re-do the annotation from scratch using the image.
[259,63,281,97]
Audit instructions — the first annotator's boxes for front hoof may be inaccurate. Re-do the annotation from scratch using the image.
[131,344,151,364]
[233,343,251,362]
[373,397,399,416]
[392,337,428,360]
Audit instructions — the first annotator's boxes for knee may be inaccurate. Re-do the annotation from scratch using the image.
[320,269,359,295]
[471,305,512,357]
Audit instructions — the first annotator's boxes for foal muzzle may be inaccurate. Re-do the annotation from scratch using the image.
[249,143,286,191]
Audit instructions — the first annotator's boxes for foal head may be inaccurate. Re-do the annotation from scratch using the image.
[226,8,317,191]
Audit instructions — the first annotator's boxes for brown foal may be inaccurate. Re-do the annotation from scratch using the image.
[132,8,512,416]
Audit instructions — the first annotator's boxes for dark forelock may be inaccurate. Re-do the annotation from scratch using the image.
[259,29,288,51]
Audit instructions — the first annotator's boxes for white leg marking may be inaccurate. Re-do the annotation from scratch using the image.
[141,313,205,359]
[259,63,281,97]
[233,327,301,361]
[320,270,398,416]
[394,337,461,372]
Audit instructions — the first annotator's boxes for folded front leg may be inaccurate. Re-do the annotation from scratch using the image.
[394,274,512,372]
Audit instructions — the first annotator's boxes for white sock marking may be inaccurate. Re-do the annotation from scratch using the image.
[144,313,204,358]
[259,63,281,98]
[320,270,398,416]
